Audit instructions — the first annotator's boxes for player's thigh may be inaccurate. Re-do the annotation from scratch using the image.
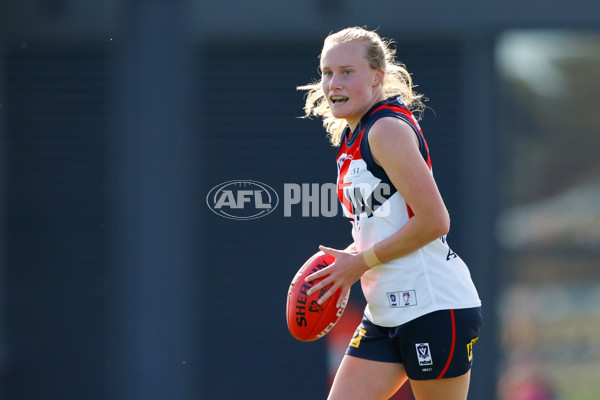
[409,370,471,400]
[328,355,408,400]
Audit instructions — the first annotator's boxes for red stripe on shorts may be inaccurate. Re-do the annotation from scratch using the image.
[437,309,456,379]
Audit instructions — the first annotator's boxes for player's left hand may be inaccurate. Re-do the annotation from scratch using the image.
[305,245,370,307]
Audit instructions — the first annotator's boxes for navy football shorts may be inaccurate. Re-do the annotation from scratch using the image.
[345,307,482,380]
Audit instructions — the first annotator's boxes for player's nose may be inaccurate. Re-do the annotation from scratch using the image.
[326,73,342,91]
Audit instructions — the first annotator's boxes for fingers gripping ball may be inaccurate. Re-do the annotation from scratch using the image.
[286,251,350,342]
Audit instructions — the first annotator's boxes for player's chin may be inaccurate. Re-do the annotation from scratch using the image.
[329,104,350,119]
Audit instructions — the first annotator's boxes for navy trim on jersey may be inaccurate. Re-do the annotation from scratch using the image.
[357,99,429,189]
[359,113,395,193]
[343,126,359,147]
[343,99,395,148]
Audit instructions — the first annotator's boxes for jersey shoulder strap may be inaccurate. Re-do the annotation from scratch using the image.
[359,100,431,181]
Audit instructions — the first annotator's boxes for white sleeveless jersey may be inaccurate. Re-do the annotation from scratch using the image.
[336,97,481,327]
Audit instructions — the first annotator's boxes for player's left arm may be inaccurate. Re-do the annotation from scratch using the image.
[306,117,449,306]
[367,116,450,263]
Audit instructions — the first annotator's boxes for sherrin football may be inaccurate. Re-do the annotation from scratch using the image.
[286,251,350,342]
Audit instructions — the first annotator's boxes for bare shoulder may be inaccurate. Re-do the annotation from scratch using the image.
[368,117,420,163]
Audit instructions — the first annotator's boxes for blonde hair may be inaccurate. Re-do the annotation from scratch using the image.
[297,27,425,146]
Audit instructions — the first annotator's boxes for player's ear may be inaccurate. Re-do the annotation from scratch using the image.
[373,69,384,88]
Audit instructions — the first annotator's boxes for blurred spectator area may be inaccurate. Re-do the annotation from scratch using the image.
[496,31,600,400]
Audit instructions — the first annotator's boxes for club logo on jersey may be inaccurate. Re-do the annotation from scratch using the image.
[387,290,417,308]
[416,343,433,366]
[336,153,353,173]
[206,180,279,220]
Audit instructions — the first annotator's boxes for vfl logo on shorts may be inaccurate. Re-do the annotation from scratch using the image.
[387,290,417,308]
[416,343,433,366]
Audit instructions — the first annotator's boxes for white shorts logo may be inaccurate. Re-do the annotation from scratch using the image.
[416,343,433,366]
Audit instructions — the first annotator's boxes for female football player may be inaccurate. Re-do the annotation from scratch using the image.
[298,27,482,400]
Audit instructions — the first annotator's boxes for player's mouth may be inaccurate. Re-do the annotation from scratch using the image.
[330,95,349,105]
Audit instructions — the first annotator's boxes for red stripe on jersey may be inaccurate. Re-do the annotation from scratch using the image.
[371,104,413,121]
[337,159,353,211]
[437,309,456,379]
[371,104,432,170]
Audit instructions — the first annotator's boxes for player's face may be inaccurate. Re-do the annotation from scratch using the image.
[320,40,383,131]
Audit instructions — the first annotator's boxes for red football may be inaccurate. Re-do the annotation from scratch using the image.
[286,251,350,342]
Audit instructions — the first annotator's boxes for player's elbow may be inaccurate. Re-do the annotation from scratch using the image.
[414,207,450,241]
[430,210,450,239]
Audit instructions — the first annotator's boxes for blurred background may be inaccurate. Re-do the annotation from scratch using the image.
[0,0,599,399]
